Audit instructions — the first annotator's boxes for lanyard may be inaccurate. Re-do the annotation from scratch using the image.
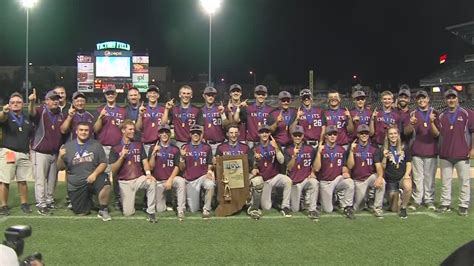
[325,144,336,163]
[191,143,202,162]
[76,139,90,157]
[9,112,24,128]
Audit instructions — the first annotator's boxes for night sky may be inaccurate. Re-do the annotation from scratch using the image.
[1,0,473,88]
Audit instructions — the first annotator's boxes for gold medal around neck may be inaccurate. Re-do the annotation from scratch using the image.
[194,161,198,166]
[111,120,115,125]
[162,163,166,168]
[297,164,301,170]
[450,125,454,130]
[18,127,22,132]
[258,122,262,127]
[308,125,312,129]
[152,122,156,128]
[182,122,185,128]
[208,123,212,128]
[361,162,365,167]
[330,163,333,168]
[423,122,427,127]
[51,125,55,130]
[264,161,268,167]
[128,161,132,165]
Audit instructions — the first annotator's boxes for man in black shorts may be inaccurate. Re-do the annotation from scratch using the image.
[57,122,112,221]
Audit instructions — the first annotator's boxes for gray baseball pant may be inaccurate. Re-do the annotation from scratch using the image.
[156,176,186,213]
[261,174,292,210]
[32,151,58,208]
[353,174,385,211]
[411,156,437,205]
[186,175,215,213]
[119,176,156,216]
[290,178,318,212]
[319,175,354,213]
[439,158,471,208]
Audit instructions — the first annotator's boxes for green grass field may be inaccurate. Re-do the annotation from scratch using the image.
[1,180,473,265]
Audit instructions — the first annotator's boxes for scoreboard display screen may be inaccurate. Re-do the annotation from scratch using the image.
[95,56,131,78]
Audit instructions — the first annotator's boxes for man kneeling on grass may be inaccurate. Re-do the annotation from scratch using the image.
[57,122,112,221]
[110,119,157,223]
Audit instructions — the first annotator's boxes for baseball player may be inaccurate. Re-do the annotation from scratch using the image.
[178,125,215,219]
[215,124,262,219]
[323,90,351,149]
[0,92,34,215]
[403,90,439,211]
[382,126,412,219]
[348,90,372,141]
[136,85,167,155]
[346,124,385,218]
[225,84,247,143]
[60,91,94,141]
[148,124,186,221]
[295,89,325,149]
[57,122,112,221]
[109,120,157,223]
[252,125,292,217]
[29,89,65,215]
[435,89,473,216]
[268,91,298,148]
[244,85,274,149]
[162,85,202,149]
[201,86,227,155]
[370,90,401,146]
[313,125,355,219]
[285,125,319,220]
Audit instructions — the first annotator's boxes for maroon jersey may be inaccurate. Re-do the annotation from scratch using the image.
[408,108,440,157]
[225,104,246,141]
[269,108,297,146]
[317,144,346,182]
[349,107,371,140]
[149,143,180,181]
[141,104,166,144]
[324,108,350,145]
[171,105,201,142]
[285,144,315,184]
[181,142,212,181]
[109,141,146,181]
[202,105,225,142]
[438,107,474,160]
[31,105,65,154]
[245,103,274,142]
[298,106,325,141]
[95,104,127,146]
[70,111,94,140]
[254,143,280,181]
[373,109,401,145]
[349,143,381,181]
[216,142,253,166]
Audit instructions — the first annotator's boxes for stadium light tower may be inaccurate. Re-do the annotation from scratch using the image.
[20,0,39,103]
[249,71,256,86]
[200,0,222,86]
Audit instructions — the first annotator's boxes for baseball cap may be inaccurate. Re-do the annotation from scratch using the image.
[189,124,203,133]
[444,89,458,98]
[9,92,23,99]
[45,90,60,100]
[278,91,291,100]
[158,124,171,133]
[290,125,304,135]
[325,125,338,135]
[229,84,242,92]
[415,90,428,98]
[254,85,267,93]
[103,87,116,94]
[300,89,312,98]
[257,124,271,133]
[203,87,217,94]
[72,91,86,100]
[398,86,411,97]
[352,90,366,99]
[357,124,370,133]
[147,85,159,93]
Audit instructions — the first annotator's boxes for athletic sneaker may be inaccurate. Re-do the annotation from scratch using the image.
[458,207,468,216]
[37,207,51,216]
[147,213,157,223]
[177,211,185,221]
[46,202,56,210]
[436,205,451,213]
[344,206,355,220]
[280,207,292,218]
[0,206,10,216]
[399,208,408,219]
[21,204,32,214]
[202,209,211,219]
[407,203,419,211]
[248,209,262,220]
[426,203,436,211]
[308,210,320,221]
[373,208,384,218]
[97,208,112,222]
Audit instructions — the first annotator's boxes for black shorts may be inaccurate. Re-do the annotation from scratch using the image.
[68,175,111,215]
[385,179,401,192]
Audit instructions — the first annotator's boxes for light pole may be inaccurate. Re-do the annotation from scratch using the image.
[20,0,38,103]
[249,71,256,86]
[200,0,222,87]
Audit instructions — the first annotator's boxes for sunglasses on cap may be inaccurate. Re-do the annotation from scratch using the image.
[358,131,369,135]
[105,91,116,96]
[255,92,266,96]
[292,133,303,137]
[191,131,201,135]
